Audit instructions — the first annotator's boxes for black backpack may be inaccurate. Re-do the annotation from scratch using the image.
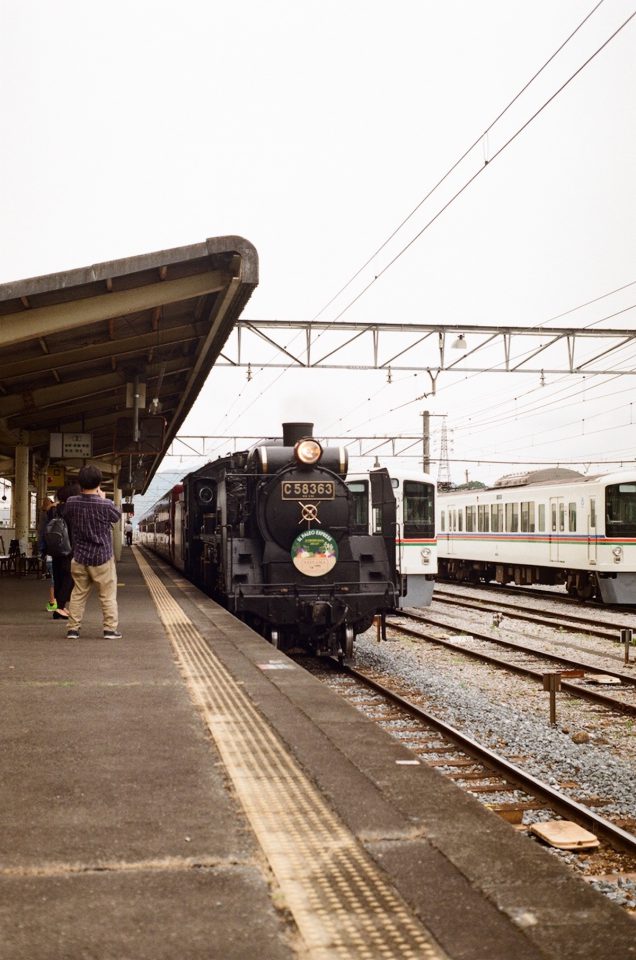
[45,511,72,557]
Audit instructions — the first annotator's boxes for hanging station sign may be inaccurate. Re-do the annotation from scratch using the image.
[49,432,93,458]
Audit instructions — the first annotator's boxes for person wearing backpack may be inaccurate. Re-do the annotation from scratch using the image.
[62,466,122,640]
[37,497,56,611]
[46,483,81,620]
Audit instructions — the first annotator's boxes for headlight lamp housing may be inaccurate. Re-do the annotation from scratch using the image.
[295,438,322,466]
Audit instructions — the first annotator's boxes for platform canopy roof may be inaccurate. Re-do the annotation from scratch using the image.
[0,236,258,494]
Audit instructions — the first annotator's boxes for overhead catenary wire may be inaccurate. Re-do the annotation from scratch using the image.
[312,0,608,322]
[326,8,636,325]
[355,292,636,436]
[213,5,626,434]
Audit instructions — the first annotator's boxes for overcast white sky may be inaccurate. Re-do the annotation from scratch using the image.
[2,1,635,486]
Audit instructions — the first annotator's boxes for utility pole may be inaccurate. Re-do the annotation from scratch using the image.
[421,411,430,473]
[438,417,452,489]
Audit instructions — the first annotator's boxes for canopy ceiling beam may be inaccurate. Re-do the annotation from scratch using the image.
[0,320,205,382]
[0,269,229,348]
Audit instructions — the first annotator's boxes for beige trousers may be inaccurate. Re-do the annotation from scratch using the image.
[68,557,118,632]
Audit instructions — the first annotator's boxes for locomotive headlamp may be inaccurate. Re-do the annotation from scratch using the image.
[613,546,623,562]
[295,438,322,466]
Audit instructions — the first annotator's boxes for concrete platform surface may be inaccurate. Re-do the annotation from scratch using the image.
[1,549,635,960]
[0,553,295,960]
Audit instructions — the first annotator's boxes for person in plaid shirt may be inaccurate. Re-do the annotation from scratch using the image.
[63,465,122,639]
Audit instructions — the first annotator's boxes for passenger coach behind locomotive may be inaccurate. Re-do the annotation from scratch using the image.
[182,423,399,658]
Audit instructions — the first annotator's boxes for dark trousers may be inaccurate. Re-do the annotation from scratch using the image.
[52,555,73,610]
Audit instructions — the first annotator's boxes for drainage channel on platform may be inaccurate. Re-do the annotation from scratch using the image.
[137,552,447,960]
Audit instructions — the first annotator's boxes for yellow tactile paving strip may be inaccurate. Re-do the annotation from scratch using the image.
[136,551,448,960]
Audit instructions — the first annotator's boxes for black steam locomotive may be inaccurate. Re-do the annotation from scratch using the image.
[138,423,400,659]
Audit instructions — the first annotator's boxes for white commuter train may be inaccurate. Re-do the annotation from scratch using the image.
[437,468,636,603]
[347,468,437,607]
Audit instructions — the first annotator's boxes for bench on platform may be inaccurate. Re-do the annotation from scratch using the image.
[0,555,43,576]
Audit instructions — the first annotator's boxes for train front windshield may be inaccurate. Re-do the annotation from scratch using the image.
[403,481,435,538]
[606,483,636,537]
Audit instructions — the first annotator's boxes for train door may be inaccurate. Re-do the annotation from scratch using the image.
[370,469,397,580]
[549,497,565,562]
[450,509,458,554]
[587,496,597,563]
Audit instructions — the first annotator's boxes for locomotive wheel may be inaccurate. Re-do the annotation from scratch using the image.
[338,625,355,664]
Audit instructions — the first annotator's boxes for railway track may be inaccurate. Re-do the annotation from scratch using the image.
[435,578,636,614]
[388,612,636,716]
[308,658,636,907]
[431,588,634,640]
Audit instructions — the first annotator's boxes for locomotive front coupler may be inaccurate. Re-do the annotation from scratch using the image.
[309,600,333,625]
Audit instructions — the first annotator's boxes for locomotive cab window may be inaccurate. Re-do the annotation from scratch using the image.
[347,480,369,534]
[606,483,636,537]
[403,481,435,538]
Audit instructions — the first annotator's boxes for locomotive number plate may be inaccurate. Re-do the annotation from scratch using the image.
[281,480,335,500]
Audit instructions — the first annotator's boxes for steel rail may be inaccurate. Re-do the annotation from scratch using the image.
[399,609,636,682]
[398,611,636,684]
[388,618,636,715]
[436,579,636,614]
[345,664,636,856]
[431,591,629,640]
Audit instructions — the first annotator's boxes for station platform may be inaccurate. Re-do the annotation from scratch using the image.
[1,548,634,960]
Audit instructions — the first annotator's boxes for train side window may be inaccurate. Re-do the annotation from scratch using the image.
[458,510,463,532]
[347,480,369,534]
[551,504,557,532]
[440,510,446,532]
[491,503,502,532]
[466,506,475,532]
[559,503,565,532]
[568,502,576,532]
[520,501,535,533]
[505,503,519,533]
[590,498,596,528]
[538,504,545,531]
[478,504,489,532]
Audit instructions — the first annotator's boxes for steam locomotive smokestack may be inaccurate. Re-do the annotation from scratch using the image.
[282,422,313,446]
